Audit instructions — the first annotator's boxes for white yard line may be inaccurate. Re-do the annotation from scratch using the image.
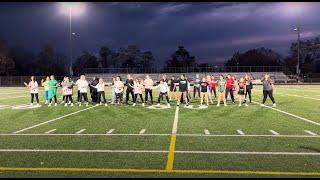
[204,129,210,135]
[75,129,86,134]
[174,151,320,156]
[0,149,168,153]
[12,106,98,134]
[278,93,320,101]
[1,133,320,138]
[236,130,245,135]
[106,129,114,134]
[304,130,317,136]
[139,129,146,134]
[0,149,319,156]
[172,106,180,134]
[252,100,320,127]
[45,129,56,134]
[269,130,280,135]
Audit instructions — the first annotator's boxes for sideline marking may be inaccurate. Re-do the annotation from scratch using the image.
[269,130,279,135]
[252,101,320,127]
[45,129,56,134]
[278,93,320,101]
[304,130,317,136]
[0,167,320,176]
[12,106,98,134]
[2,134,320,138]
[106,129,114,134]
[75,129,86,134]
[166,106,179,171]
[174,151,320,155]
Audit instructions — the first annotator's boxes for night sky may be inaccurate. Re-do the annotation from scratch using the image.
[0,2,319,66]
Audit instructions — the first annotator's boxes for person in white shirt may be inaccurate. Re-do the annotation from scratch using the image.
[144,75,154,105]
[114,76,124,104]
[24,76,40,106]
[76,75,89,106]
[153,79,170,107]
[75,76,81,104]
[90,78,107,106]
[131,78,145,107]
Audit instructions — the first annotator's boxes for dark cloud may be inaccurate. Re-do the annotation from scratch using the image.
[0,2,319,66]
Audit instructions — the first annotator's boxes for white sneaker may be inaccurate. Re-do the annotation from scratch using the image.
[206,103,209,106]
[238,104,242,107]
[61,101,64,104]
[86,103,88,107]
[71,103,74,106]
[105,103,108,106]
[132,103,136,107]
[64,103,68,107]
[167,103,170,107]
[157,103,160,106]
[260,104,265,107]
[79,103,81,107]
[95,104,99,106]
[48,103,52,107]
[45,100,48,104]
[54,103,57,106]
[224,104,227,107]
[217,104,220,107]
[273,103,276,107]
[245,104,248,107]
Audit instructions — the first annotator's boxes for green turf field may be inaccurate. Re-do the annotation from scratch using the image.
[0,84,320,177]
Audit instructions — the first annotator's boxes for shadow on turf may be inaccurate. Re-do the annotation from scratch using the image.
[299,146,320,152]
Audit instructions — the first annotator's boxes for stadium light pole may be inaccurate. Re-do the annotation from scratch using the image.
[60,2,86,77]
[294,17,301,77]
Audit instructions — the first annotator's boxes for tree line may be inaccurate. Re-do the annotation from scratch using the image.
[1,36,320,76]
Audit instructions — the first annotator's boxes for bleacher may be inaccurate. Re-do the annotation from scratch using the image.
[84,72,298,85]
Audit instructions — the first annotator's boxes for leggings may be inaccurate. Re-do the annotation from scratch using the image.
[263,90,275,104]
[158,92,169,103]
[193,86,200,98]
[115,92,123,103]
[126,89,135,104]
[211,88,217,98]
[245,88,252,103]
[77,90,80,102]
[45,91,48,101]
[65,95,73,103]
[134,94,144,103]
[225,88,235,102]
[49,95,57,103]
[79,93,88,103]
[145,89,153,104]
[31,93,39,103]
[97,91,106,103]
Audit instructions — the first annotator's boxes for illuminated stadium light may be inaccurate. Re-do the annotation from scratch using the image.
[59,2,86,16]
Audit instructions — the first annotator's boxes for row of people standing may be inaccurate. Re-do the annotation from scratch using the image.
[23,73,276,107]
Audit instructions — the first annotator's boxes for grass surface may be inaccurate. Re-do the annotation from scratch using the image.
[0,85,319,177]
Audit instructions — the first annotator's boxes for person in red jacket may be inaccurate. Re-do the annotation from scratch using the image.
[225,74,235,103]
[210,75,217,99]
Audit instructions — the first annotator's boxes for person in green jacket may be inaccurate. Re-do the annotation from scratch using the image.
[48,75,58,107]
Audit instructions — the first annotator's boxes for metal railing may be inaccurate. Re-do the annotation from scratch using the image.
[84,66,285,74]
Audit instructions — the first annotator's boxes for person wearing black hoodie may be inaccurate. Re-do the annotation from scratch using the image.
[90,76,99,104]
[125,74,135,104]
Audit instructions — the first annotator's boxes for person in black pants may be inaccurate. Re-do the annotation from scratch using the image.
[125,74,135,104]
[244,74,253,103]
[90,77,99,104]
[261,74,276,107]
[225,74,235,103]
[193,74,201,98]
